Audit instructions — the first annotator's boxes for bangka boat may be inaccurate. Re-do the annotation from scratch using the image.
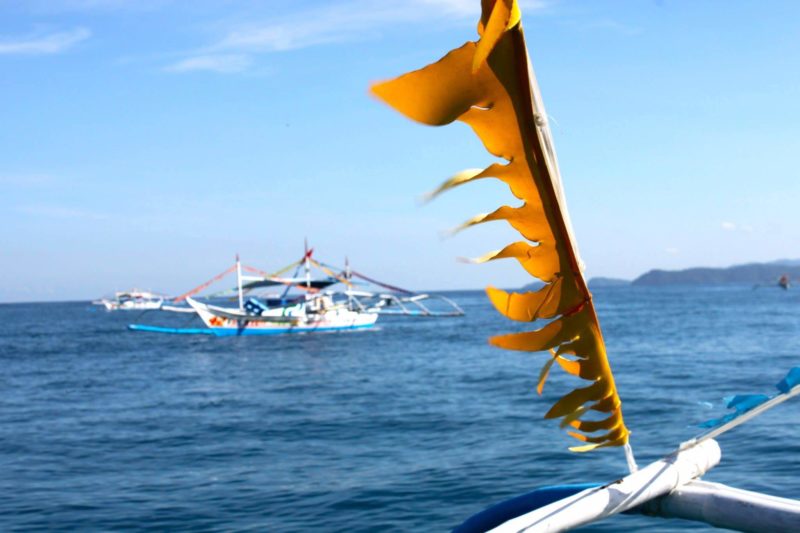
[95,290,164,311]
[184,249,378,336]
[130,242,463,335]
[130,249,380,336]
[373,1,800,530]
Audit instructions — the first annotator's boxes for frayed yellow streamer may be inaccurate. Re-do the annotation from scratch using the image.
[371,0,628,452]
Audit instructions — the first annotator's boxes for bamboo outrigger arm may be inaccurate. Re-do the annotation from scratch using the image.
[478,438,721,532]
[641,479,800,532]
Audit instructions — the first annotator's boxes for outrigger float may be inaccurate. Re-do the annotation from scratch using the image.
[372,1,800,530]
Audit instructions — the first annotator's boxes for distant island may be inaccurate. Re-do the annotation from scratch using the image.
[589,277,630,287]
[521,277,631,291]
[518,259,799,290]
[633,259,800,286]
[522,277,632,290]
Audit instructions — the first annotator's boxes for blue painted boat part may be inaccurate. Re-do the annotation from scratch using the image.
[452,483,600,533]
[128,324,215,335]
[700,366,800,428]
[206,323,376,336]
[128,323,376,336]
[777,367,800,393]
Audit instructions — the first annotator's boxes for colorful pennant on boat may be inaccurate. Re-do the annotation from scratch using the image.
[372,0,629,451]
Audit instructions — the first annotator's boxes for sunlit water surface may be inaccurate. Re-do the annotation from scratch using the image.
[1,286,799,531]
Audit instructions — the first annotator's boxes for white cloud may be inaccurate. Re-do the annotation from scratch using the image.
[168,0,548,73]
[19,0,168,13]
[213,3,435,54]
[720,221,757,234]
[0,27,91,55]
[665,247,679,255]
[164,54,252,74]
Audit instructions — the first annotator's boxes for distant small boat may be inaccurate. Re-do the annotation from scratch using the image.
[96,290,164,311]
[778,274,790,290]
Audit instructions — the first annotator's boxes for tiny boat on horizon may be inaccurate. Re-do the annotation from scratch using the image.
[95,290,164,311]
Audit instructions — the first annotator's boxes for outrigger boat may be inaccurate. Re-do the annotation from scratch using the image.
[130,248,381,336]
[130,242,463,335]
[95,290,164,311]
[373,1,800,530]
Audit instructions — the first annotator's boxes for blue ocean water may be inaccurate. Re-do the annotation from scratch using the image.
[1,286,799,532]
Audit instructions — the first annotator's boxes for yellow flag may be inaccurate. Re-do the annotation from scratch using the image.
[372,0,629,451]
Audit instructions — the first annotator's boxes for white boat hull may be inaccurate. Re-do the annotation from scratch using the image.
[101,299,163,311]
[186,298,377,336]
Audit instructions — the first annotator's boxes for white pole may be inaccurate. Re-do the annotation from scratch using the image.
[641,479,800,532]
[304,238,311,289]
[345,256,352,309]
[236,254,244,311]
[489,438,721,532]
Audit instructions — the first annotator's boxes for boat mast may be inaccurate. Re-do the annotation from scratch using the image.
[304,238,311,289]
[345,256,352,309]
[236,253,244,310]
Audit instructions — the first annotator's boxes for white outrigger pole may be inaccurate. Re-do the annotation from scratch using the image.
[460,371,800,532]
[483,434,800,532]
[304,238,311,290]
[486,439,721,533]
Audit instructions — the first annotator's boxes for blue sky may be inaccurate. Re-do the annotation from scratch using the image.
[1,0,799,302]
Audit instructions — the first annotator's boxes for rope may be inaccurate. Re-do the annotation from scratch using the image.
[172,264,236,302]
[309,258,352,287]
[310,258,414,294]
[349,269,414,295]
[241,265,320,293]
[281,262,303,299]
[267,258,303,278]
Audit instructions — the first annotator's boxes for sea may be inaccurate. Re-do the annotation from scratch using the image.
[1,285,799,532]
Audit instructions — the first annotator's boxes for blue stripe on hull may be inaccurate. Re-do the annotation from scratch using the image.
[128,324,215,335]
[453,483,601,533]
[209,323,376,336]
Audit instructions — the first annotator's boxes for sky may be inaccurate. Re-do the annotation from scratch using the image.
[1,0,799,302]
